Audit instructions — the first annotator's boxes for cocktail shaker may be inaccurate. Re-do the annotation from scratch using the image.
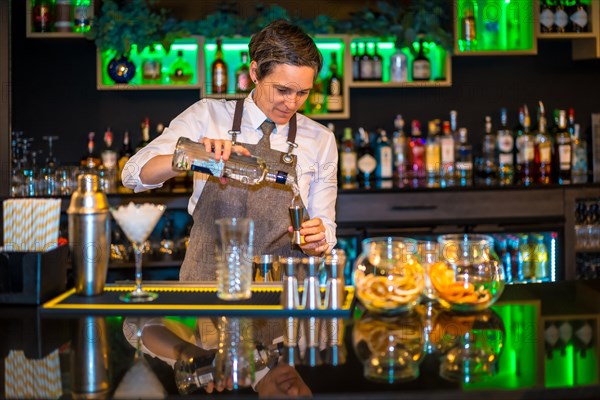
[67,174,111,296]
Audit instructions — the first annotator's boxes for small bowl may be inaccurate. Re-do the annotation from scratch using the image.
[353,237,425,315]
[430,234,505,312]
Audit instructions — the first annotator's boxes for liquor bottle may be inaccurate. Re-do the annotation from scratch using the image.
[409,120,426,187]
[534,101,553,184]
[101,127,118,193]
[460,4,477,51]
[392,115,410,185]
[308,75,325,114]
[518,234,532,281]
[425,120,441,188]
[172,137,294,186]
[482,0,500,49]
[532,234,549,281]
[81,131,101,171]
[555,109,572,184]
[554,0,569,32]
[412,37,431,81]
[476,116,498,186]
[117,131,133,193]
[568,107,576,137]
[326,52,343,112]
[540,0,555,33]
[73,0,92,33]
[506,0,522,49]
[497,236,512,283]
[235,51,252,93]
[169,50,194,84]
[173,348,217,394]
[455,127,473,187]
[497,108,515,186]
[352,42,362,81]
[339,127,358,189]
[390,47,408,83]
[571,123,588,184]
[439,120,455,187]
[371,43,383,82]
[32,0,54,33]
[142,45,163,83]
[450,110,459,140]
[136,117,151,152]
[515,106,536,186]
[211,38,228,94]
[374,130,393,183]
[356,128,377,187]
[570,0,588,32]
[359,42,373,81]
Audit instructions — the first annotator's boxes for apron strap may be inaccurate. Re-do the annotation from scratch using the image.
[282,113,298,164]
[228,100,245,145]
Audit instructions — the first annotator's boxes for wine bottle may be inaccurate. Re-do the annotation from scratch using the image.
[169,50,194,83]
[326,52,343,112]
[555,109,572,184]
[534,101,553,184]
[412,37,431,81]
[496,108,515,186]
[339,127,358,188]
[235,51,252,93]
[136,117,151,152]
[211,38,228,94]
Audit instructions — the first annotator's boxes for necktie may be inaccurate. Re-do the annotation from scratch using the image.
[259,119,276,148]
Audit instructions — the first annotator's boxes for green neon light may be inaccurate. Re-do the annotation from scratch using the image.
[206,44,250,51]
[315,43,343,51]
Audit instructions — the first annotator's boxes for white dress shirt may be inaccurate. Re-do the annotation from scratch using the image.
[123,93,338,249]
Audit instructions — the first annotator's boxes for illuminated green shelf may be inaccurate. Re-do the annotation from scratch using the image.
[454,0,537,55]
[96,37,202,90]
[348,38,452,87]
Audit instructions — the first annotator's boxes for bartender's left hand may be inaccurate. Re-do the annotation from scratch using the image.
[288,218,329,256]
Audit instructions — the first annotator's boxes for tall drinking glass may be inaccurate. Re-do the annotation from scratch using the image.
[215,218,254,300]
[111,202,166,302]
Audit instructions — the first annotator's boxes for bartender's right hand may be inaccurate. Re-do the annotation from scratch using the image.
[202,138,251,161]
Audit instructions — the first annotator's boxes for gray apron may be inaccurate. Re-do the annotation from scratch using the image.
[180,100,306,281]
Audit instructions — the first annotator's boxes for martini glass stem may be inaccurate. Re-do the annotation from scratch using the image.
[133,242,144,294]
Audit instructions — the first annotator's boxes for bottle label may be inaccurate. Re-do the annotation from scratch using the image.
[555,9,569,29]
[425,144,440,172]
[497,132,514,153]
[572,146,588,172]
[540,9,554,30]
[341,152,357,177]
[358,153,377,174]
[213,67,226,90]
[102,151,118,169]
[559,144,572,169]
[143,60,161,79]
[413,61,430,80]
[191,158,224,177]
[440,137,454,163]
[464,19,476,41]
[378,147,393,178]
[237,73,252,92]
[360,60,374,80]
[456,161,473,171]
[539,143,552,163]
[327,95,343,112]
[499,153,514,166]
[570,9,588,29]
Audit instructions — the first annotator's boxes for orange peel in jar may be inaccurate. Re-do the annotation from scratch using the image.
[354,263,425,311]
[429,262,491,305]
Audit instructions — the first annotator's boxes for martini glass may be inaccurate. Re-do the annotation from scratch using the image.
[111,202,166,302]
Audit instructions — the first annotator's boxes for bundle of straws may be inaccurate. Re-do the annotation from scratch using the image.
[2,198,62,252]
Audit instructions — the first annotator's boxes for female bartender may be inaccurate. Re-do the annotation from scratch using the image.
[122,20,338,281]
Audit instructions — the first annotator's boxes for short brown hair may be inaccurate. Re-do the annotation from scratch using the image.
[248,20,323,82]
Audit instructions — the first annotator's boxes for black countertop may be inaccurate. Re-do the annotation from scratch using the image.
[3,280,600,399]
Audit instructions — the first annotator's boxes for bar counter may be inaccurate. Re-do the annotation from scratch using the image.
[2,280,600,399]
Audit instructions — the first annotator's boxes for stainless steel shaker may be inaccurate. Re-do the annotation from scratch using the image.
[70,317,111,398]
[67,174,111,296]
